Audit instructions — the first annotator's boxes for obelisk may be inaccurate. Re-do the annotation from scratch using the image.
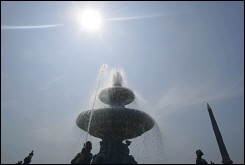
[207,103,233,164]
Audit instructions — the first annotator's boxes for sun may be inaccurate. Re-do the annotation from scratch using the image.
[78,8,103,32]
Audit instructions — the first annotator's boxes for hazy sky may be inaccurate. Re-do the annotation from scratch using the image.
[1,1,244,164]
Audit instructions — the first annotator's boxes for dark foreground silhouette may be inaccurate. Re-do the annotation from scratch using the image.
[15,151,34,164]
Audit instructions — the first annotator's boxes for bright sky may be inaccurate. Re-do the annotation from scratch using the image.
[1,1,244,164]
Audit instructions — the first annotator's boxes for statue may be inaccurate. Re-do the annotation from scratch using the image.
[71,141,93,164]
[91,140,137,164]
[15,161,23,164]
[23,151,34,164]
[196,149,214,164]
[124,140,137,164]
[196,149,208,164]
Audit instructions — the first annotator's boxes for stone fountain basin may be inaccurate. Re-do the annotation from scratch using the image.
[99,87,135,106]
[76,108,155,140]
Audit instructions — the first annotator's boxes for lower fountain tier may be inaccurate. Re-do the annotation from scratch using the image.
[76,108,155,140]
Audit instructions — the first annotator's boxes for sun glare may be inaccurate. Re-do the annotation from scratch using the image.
[79,8,102,32]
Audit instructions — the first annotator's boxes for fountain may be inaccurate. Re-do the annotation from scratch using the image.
[76,69,155,164]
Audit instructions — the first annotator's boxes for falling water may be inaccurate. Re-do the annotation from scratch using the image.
[127,88,165,163]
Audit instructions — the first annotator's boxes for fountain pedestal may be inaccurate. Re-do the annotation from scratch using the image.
[76,71,155,164]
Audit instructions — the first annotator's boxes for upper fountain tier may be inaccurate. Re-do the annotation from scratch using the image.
[99,71,135,107]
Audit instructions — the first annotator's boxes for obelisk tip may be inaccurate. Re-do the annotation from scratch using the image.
[207,103,211,110]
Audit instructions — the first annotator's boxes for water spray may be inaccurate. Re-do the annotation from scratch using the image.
[85,64,108,143]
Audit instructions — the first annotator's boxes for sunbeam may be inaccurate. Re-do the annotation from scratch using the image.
[1,24,63,30]
[107,13,167,21]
